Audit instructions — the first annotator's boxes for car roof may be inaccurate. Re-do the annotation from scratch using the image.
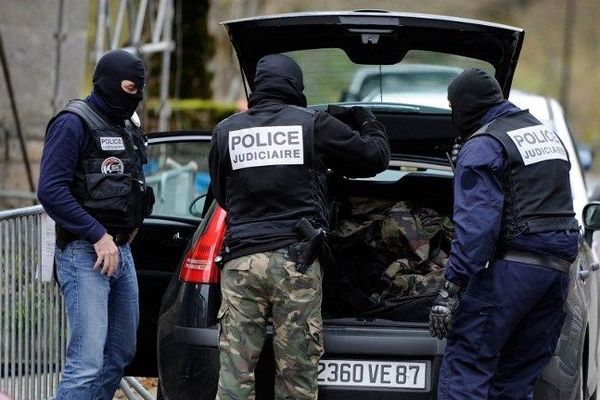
[509,90,552,125]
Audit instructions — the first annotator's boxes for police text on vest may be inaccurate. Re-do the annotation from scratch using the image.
[228,126,304,170]
[506,124,568,166]
[100,137,125,151]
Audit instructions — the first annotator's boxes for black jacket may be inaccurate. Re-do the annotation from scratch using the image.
[209,98,390,262]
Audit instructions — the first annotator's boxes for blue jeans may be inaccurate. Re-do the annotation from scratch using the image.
[54,240,139,400]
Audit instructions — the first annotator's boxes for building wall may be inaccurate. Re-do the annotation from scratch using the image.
[0,0,89,209]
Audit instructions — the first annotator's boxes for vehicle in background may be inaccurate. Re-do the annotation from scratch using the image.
[341,64,462,106]
[351,70,595,180]
[577,141,595,172]
[509,90,589,216]
[119,11,600,400]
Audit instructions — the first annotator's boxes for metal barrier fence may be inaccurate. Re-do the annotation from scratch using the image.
[0,205,66,400]
[146,160,198,218]
[0,206,155,400]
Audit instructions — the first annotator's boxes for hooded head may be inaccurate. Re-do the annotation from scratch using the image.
[92,50,145,120]
[447,68,504,139]
[248,54,307,108]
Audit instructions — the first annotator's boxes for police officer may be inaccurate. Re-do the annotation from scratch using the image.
[38,49,154,400]
[209,53,390,399]
[428,68,579,399]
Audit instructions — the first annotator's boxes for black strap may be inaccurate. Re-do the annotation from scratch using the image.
[55,226,80,250]
[64,99,108,130]
[496,248,572,273]
[525,217,579,234]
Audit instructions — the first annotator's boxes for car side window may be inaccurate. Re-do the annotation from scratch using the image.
[145,140,211,219]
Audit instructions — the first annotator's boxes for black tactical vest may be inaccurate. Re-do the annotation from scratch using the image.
[469,110,577,239]
[215,104,328,260]
[46,100,153,233]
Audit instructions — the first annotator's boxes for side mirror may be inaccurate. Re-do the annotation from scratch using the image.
[188,193,207,218]
[583,202,600,244]
[583,202,600,231]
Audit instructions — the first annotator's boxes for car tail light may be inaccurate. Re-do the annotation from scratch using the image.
[179,206,227,284]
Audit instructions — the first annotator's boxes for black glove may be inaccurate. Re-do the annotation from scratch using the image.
[350,106,376,126]
[429,280,462,339]
[325,105,356,127]
[325,105,377,129]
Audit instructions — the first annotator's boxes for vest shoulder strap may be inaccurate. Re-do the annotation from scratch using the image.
[470,120,495,138]
[63,99,109,131]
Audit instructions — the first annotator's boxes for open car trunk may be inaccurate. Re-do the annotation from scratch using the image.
[322,172,454,323]
[224,11,524,98]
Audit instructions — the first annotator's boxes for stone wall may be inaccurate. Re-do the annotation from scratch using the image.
[0,0,89,209]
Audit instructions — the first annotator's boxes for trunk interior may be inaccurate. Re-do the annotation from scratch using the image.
[322,172,454,323]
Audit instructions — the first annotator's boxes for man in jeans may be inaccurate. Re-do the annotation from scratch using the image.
[38,49,153,400]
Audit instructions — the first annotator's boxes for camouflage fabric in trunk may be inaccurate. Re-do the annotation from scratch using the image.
[325,197,454,319]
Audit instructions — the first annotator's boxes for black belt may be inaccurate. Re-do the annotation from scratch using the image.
[496,249,572,273]
[56,226,130,249]
[110,232,130,246]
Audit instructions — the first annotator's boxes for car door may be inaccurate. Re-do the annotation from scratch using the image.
[124,131,212,377]
[532,98,599,399]
[551,97,600,398]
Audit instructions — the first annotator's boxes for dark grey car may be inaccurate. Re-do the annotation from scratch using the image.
[122,11,600,400]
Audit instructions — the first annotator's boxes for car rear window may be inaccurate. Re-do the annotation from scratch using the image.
[284,48,494,108]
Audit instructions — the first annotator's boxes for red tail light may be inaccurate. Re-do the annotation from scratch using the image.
[179,206,227,284]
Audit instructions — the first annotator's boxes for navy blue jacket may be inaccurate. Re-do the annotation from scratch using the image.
[445,102,580,284]
[38,93,125,243]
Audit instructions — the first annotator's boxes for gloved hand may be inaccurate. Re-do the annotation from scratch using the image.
[325,105,356,127]
[429,280,462,339]
[325,105,377,129]
[449,137,464,167]
[350,106,376,126]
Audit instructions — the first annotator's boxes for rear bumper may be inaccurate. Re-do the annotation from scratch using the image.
[174,323,446,356]
[160,322,445,400]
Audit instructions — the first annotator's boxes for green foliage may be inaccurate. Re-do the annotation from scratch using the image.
[288,49,359,104]
[173,0,214,98]
[147,0,214,99]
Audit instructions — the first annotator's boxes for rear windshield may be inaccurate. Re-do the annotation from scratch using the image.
[284,49,494,110]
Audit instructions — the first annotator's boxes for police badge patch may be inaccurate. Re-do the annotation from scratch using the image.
[506,124,569,166]
[228,125,304,170]
[101,157,125,174]
[100,137,126,151]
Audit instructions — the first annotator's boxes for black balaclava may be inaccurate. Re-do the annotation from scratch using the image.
[248,54,307,108]
[447,68,504,139]
[92,50,145,120]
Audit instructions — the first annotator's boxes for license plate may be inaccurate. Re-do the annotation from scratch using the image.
[317,360,427,389]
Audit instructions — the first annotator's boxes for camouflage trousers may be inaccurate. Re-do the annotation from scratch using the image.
[216,249,324,400]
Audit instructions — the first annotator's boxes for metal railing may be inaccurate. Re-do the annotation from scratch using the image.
[0,205,66,400]
[0,206,155,400]
[146,159,198,218]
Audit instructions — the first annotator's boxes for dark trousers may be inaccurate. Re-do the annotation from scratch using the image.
[438,259,569,400]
